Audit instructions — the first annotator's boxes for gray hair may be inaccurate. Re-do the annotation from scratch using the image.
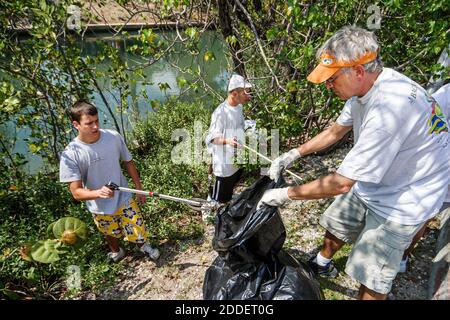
[317,25,383,73]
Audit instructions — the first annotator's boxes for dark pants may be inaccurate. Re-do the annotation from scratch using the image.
[211,169,243,203]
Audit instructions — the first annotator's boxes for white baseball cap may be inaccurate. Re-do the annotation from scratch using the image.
[227,74,253,92]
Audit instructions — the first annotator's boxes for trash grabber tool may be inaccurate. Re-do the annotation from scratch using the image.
[239,144,303,183]
[105,182,212,212]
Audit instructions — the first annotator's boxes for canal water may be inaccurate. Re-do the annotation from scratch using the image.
[1,30,230,173]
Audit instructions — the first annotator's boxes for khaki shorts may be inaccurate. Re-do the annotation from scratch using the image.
[92,199,148,244]
[320,191,425,294]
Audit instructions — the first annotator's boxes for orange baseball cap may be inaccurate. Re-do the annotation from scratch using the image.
[307,51,377,84]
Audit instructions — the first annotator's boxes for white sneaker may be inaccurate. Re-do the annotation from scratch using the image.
[202,199,219,224]
[140,243,160,260]
[202,207,215,224]
[399,257,408,273]
[106,247,126,262]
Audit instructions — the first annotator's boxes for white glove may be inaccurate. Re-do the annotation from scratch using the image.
[257,187,292,210]
[268,148,301,181]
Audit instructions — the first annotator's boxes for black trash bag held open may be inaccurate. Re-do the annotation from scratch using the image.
[203,176,323,300]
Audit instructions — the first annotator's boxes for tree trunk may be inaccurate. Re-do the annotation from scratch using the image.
[216,0,246,76]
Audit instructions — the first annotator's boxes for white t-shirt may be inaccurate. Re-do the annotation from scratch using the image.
[432,83,450,202]
[59,129,132,215]
[336,68,450,225]
[205,100,245,177]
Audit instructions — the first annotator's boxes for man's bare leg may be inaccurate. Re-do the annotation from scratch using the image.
[105,235,120,252]
[320,230,346,258]
[402,222,429,260]
[359,284,387,300]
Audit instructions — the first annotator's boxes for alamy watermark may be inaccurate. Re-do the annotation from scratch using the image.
[66,265,81,291]
[66,4,81,30]
[367,4,381,30]
[170,121,279,174]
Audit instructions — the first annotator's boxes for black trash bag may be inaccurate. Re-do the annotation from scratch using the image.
[203,250,323,300]
[203,176,323,300]
[212,176,287,271]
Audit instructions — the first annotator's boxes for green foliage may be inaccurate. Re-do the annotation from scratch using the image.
[0,0,96,167]
[52,217,88,243]
[23,216,89,264]
[213,0,450,148]
[1,0,449,300]
[130,99,211,241]
[0,167,118,299]
[0,1,223,299]
[30,240,63,264]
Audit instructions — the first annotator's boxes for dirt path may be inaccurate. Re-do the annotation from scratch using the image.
[89,147,439,300]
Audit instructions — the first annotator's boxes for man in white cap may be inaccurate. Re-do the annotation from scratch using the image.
[205,74,253,203]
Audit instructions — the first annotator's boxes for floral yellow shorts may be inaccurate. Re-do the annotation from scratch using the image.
[92,200,148,244]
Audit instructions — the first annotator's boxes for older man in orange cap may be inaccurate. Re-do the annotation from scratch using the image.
[258,26,450,299]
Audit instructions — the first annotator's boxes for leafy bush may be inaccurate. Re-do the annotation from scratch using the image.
[214,0,450,145]
[130,99,212,241]
[0,99,217,299]
[0,166,120,299]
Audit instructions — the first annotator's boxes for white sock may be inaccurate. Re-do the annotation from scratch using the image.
[315,252,332,266]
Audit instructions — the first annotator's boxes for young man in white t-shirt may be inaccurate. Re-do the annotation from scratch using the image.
[59,101,160,262]
[258,26,450,299]
[205,74,253,203]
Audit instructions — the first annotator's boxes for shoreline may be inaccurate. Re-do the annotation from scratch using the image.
[11,21,214,37]
[10,0,212,36]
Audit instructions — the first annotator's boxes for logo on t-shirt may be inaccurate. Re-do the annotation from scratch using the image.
[322,58,333,65]
[427,96,448,135]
